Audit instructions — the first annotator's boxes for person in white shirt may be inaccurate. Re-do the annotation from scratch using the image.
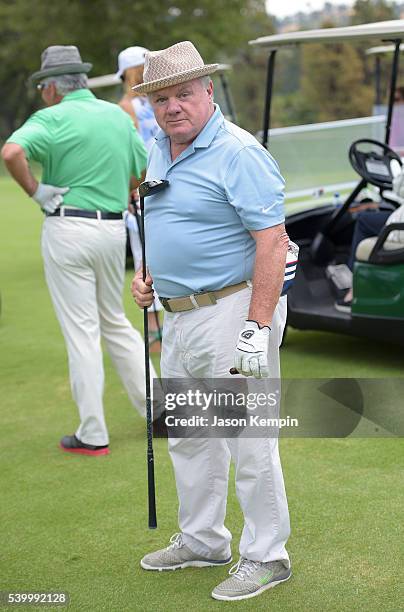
[116,46,163,347]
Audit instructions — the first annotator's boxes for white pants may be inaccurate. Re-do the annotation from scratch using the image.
[41,216,155,446]
[161,288,290,563]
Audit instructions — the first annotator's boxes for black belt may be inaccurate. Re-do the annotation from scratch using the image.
[47,208,123,220]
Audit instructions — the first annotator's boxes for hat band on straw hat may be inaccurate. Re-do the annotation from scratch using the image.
[133,64,218,94]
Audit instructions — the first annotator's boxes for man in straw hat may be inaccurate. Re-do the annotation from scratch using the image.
[131,41,291,601]
[2,45,155,456]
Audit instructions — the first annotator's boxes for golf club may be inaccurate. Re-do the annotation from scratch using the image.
[131,194,163,345]
[139,179,169,529]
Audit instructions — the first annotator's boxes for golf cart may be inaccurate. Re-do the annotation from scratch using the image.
[366,43,404,155]
[366,43,404,110]
[250,20,404,346]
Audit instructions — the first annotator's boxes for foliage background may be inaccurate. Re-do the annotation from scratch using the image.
[0,0,402,142]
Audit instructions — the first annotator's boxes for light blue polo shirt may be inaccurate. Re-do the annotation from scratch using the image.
[145,105,285,298]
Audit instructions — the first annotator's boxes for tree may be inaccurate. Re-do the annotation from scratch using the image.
[350,0,397,25]
[300,41,373,121]
[299,20,373,122]
[227,3,276,134]
[350,0,399,101]
[0,0,271,140]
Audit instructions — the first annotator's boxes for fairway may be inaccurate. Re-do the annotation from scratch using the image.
[0,177,403,611]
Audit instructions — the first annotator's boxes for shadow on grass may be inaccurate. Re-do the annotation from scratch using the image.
[282,328,403,377]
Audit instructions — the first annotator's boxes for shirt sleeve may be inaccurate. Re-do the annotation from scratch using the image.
[6,111,51,163]
[223,145,285,230]
[130,123,148,179]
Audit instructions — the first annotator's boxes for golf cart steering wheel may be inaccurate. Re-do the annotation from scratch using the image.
[311,139,402,265]
[349,139,402,189]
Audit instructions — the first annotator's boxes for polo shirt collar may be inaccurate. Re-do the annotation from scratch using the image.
[155,104,224,152]
[193,104,224,148]
[61,89,95,103]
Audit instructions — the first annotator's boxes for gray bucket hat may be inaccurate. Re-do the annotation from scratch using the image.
[30,45,92,83]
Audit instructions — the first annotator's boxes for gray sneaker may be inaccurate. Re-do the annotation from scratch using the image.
[140,533,232,571]
[211,557,291,601]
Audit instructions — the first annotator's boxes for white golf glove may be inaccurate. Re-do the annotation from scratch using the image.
[32,183,70,214]
[234,320,271,379]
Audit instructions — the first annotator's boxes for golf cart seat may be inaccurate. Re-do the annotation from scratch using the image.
[355,222,404,265]
[356,237,404,260]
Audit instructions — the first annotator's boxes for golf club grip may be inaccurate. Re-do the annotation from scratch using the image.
[140,197,146,282]
[138,196,162,341]
[131,195,143,243]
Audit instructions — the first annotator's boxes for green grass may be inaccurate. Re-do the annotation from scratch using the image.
[0,177,403,611]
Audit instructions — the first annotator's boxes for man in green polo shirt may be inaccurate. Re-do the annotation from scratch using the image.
[1,45,153,456]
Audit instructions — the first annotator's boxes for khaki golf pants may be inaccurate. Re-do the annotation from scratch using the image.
[42,215,154,446]
[161,287,290,564]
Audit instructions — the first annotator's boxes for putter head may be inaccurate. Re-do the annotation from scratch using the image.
[139,179,169,198]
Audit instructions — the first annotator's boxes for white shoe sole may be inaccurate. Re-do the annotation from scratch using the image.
[141,557,232,571]
[211,571,292,601]
[335,302,351,313]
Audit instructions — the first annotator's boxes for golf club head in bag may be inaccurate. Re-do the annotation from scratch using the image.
[139,178,169,529]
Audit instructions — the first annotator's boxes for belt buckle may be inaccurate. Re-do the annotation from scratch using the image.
[192,291,217,308]
[189,294,200,309]
[161,297,172,312]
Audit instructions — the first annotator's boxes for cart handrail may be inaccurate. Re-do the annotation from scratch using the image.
[369,222,404,264]
[366,43,404,55]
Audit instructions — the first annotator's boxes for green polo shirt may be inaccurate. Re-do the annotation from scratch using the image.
[7,89,147,212]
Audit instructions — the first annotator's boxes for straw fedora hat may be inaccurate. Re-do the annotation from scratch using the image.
[132,41,218,94]
[30,45,92,83]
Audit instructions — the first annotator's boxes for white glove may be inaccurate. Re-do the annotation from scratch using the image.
[125,210,140,233]
[32,183,70,213]
[234,320,270,379]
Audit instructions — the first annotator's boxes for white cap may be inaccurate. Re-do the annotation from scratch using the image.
[116,46,149,78]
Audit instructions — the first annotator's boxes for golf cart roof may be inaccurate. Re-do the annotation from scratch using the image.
[88,63,232,89]
[250,19,404,49]
[366,43,404,55]
[88,74,120,88]
[216,63,232,72]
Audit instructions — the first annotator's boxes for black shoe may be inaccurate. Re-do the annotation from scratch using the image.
[59,435,109,456]
[335,297,352,313]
